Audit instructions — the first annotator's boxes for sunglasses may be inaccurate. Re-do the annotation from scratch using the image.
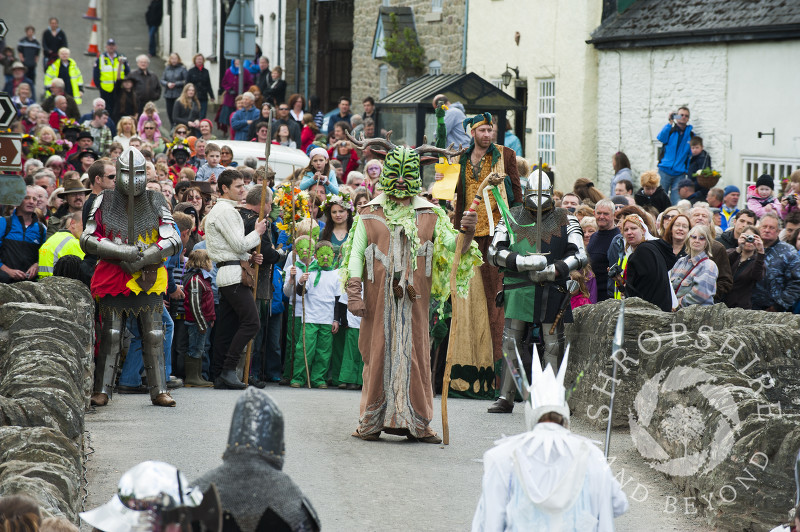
[278,107,289,111]
[689,235,706,240]
[144,126,155,130]
[177,130,188,135]
[105,173,116,179]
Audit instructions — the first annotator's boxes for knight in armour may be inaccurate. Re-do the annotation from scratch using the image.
[486,169,588,413]
[80,146,181,407]
[192,388,321,532]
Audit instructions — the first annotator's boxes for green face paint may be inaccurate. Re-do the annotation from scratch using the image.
[295,238,312,262]
[380,146,422,198]
[315,245,335,269]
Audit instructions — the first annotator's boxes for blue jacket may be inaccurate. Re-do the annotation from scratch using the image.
[504,131,523,157]
[0,211,46,270]
[230,106,261,140]
[657,123,693,176]
[271,265,285,314]
[752,240,800,311]
[299,170,339,194]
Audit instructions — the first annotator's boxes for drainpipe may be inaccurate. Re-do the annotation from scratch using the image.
[295,8,300,94]
[277,0,282,66]
[461,0,469,72]
[304,0,310,102]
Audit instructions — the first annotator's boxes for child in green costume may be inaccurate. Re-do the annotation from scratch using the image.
[286,240,341,388]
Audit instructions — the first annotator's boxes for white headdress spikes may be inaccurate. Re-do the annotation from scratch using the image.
[524,343,571,431]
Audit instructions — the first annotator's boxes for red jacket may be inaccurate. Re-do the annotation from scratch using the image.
[327,145,360,182]
[184,271,216,330]
[301,126,315,152]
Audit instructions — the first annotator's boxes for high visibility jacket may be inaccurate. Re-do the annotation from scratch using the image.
[96,53,126,92]
[613,254,629,300]
[38,231,85,278]
[44,59,84,105]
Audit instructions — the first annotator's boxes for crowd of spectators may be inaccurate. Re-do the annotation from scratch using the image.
[3,12,799,396]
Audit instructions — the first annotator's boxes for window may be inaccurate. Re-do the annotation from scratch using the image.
[428,60,441,76]
[741,156,800,191]
[382,0,390,5]
[379,65,389,99]
[537,78,555,166]
[431,0,443,11]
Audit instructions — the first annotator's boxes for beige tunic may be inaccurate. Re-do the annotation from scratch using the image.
[357,202,438,438]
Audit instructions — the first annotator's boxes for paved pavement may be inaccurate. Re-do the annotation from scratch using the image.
[83,386,710,531]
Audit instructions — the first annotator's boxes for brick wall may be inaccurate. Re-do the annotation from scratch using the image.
[595,45,729,193]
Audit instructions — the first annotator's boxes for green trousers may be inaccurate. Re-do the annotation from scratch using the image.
[337,328,363,385]
[291,322,332,387]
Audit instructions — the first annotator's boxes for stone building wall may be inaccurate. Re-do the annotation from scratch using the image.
[595,45,729,193]
[351,0,466,107]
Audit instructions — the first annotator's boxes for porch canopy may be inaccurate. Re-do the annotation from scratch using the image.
[376,72,526,149]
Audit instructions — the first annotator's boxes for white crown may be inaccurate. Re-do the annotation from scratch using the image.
[524,343,571,431]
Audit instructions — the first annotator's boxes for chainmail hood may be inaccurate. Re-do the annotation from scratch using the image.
[223,387,285,469]
[99,189,169,244]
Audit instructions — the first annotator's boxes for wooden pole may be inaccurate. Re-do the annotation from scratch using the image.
[441,173,503,445]
[242,108,274,386]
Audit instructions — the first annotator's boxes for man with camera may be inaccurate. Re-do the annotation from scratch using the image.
[657,106,694,204]
[93,39,129,118]
[717,208,756,250]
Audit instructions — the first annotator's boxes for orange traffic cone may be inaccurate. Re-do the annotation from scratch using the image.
[83,0,101,20]
[85,24,99,56]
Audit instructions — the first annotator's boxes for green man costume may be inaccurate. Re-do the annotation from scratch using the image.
[341,145,482,443]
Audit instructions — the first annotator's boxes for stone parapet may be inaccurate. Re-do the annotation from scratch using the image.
[0,277,94,522]
[566,298,800,530]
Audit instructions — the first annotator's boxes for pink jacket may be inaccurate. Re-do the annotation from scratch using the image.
[746,185,781,218]
[138,112,162,141]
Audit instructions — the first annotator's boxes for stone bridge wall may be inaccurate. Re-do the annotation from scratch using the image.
[566,298,800,531]
[0,278,93,522]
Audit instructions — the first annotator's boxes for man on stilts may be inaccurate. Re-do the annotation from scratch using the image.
[81,146,181,407]
[342,138,482,443]
[449,113,523,383]
[486,169,587,413]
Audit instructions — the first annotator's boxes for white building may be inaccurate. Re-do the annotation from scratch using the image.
[160,0,285,98]
[589,0,800,195]
[465,0,602,191]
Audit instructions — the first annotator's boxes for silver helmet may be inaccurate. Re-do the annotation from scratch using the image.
[524,169,554,212]
[116,146,147,197]
[80,461,203,532]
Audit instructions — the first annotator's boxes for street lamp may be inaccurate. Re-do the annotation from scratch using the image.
[501,64,519,88]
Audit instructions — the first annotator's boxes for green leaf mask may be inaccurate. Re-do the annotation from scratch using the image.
[380,146,422,198]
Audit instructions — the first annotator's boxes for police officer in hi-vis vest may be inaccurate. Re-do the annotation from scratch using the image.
[93,39,130,117]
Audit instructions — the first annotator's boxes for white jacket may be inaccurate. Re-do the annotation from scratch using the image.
[204,198,261,288]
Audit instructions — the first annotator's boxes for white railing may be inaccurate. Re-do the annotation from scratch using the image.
[741,156,800,193]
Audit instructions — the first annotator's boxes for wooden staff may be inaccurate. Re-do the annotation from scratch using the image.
[288,177,300,384]
[242,108,274,386]
[441,172,504,445]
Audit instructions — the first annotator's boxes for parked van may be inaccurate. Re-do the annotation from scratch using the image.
[213,140,309,185]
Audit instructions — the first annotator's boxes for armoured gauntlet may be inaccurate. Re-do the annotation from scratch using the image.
[516,254,548,272]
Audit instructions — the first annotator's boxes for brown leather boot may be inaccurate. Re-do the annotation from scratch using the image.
[152,392,176,407]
